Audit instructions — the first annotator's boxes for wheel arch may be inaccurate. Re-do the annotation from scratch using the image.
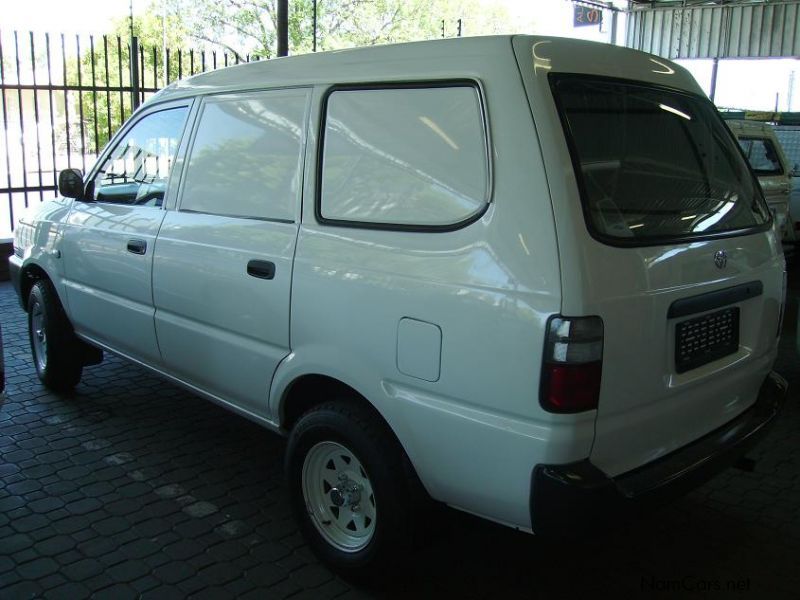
[280,373,381,432]
[279,372,431,489]
[279,371,433,511]
[19,262,54,311]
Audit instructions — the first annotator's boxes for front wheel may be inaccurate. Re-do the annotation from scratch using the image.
[286,400,417,577]
[28,280,83,391]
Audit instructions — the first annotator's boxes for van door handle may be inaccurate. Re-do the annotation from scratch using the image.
[247,260,276,280]
[127,239,147,255]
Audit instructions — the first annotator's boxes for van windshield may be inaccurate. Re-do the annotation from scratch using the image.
[551,75,770,244]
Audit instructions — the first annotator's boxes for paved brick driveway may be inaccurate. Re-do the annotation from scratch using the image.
[0,270,798,599]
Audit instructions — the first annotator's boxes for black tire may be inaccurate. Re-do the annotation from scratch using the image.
[285,400,418,579]
[27,279,83,391]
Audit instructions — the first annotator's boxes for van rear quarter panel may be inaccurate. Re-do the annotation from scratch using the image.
[282,45,582,528]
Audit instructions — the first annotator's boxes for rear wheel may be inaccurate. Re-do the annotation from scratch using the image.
[286,400,417,577]
[28,279,83,391]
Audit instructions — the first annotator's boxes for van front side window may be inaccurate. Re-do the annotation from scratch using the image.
[90,107,188,206]
[319,85,489,228]
[179,89,308,221]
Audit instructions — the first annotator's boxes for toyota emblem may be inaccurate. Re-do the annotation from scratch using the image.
[714,250,728,269]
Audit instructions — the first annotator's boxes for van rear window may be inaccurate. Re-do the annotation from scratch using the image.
[551,75,770,245]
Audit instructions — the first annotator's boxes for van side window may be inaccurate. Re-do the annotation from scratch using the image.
[319,85,489,228]
[179,89,308,221]
[90,107,188,206]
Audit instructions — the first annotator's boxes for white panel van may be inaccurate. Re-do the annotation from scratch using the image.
[8,36,788,574]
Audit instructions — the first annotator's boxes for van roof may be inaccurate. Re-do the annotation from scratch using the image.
[152,34,703,104]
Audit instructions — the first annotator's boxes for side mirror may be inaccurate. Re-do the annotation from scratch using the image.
[58,168,87,200]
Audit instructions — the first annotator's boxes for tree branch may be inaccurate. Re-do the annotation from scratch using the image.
[192,34,245,62]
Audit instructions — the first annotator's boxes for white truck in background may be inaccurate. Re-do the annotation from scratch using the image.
[726,119,794,246]
[774,125,800,246]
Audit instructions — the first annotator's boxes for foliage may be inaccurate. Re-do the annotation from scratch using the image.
[166,0,530,58]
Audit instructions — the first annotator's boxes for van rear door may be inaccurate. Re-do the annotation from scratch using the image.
[513,36,786,479]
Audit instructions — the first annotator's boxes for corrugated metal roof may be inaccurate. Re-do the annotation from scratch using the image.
[626,1,800,58]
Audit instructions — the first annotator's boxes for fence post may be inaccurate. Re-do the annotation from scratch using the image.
[130,35,140,110]
[277,0,288,56]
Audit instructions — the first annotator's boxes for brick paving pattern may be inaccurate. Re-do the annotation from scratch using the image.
[0,270,798,599]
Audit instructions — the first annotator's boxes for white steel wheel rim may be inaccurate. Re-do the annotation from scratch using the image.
[301,440,376,553]
[31,301,47,372]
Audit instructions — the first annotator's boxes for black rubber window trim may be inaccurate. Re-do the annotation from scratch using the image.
[315,80,492,233]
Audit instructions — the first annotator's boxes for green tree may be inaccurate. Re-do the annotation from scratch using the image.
[166,0,526,59]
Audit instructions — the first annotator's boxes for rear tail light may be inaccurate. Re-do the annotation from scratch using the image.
[540,316,604,413]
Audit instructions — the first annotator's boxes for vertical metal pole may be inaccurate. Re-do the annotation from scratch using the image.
[130,0,139,110]
[103,36,112,144]
[30,32,45,203]
[61,34,72,169]
[709,57,719,102]
[130,36,140,110]
[153,44,158,95]
[116,37,126,122]
[162,0,167,87]
[457,19,462,37]
[75,35,87,173]
[45,34,58,193]
[0,33,16,228]
[313,0,317,52]
[277,0,288,57]
[610,6,618,45]
[14,32,30,208]
[89,36,100,157]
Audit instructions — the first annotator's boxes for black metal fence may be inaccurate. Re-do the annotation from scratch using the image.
[0,30,255,238]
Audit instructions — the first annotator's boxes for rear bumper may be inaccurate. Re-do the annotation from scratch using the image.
[530,371,788,535]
